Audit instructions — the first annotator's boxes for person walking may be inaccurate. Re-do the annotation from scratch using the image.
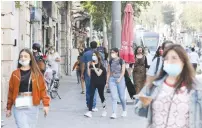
[189,47,199,71]
[150,46,164,75]
[47,46,61,77]
[84,52,107,118]
[32,43,46,74]
[81,41,99,111]
[73,55,85,94]
[145,40,173,86]
[132,46,149,94]
[6,48,50,128]
[106,48,127,119]
[144,47,152,68]
[135,44,202,128]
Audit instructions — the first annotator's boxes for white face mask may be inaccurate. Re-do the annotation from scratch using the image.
[51,50,54,54]
[111,53,117,58]
[92,56,98,61]
[33,50,37,53]
[19,60,30,67]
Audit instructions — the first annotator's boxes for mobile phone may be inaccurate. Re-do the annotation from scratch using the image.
[139,95,153,106]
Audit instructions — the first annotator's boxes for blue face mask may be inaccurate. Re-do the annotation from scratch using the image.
[163,63,182,76]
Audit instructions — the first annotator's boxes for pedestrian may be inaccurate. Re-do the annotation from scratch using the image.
[6,48,50,128]
[150,46,163,75]
[84,52,107,118]
[47,46,61,78]
[72,55,85,94]
[144,47,152,68]
[103,47,110,93]
[106,48,127,119]
[135,44,202,128]
[81,41,99,112]
[32,43,46,74]
[132,46,149,94]
[189,47,199,72]
[145,40,173,86]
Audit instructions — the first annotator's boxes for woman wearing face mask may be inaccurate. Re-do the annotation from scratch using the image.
[32,43,46,74]
[135,44,202,128]
[106,48,127,119]
[6,48,50,128]
[152,46,163,61]
[47,46,61,77]
[132,46,149,94]
[84,52,107,118]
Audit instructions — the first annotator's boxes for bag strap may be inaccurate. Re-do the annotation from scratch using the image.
[28,74,31,92]
[155,57,160,75]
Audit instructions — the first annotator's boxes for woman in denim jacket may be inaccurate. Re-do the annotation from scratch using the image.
[135,44,202,128]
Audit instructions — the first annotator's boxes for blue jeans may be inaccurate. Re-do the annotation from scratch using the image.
[13,105,39,128]
[84,73,97,108]
[109,77,126,113]
[76,70,81,84]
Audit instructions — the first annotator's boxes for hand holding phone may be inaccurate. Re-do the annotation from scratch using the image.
[139,95,153,107]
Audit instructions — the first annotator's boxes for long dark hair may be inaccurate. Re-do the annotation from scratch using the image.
[18,48,41,76]
[156,44,195,91]
[93,51,102,68]
[152,46,162,61]
[135,46,144,56]
[111,48,119,57]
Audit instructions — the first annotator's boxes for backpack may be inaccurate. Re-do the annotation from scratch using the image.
[109,58,124,68]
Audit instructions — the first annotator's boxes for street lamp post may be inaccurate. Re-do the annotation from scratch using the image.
[112,1,121,49]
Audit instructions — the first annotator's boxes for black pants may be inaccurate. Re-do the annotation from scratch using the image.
[192,63,197,71]
[89,83,105,111]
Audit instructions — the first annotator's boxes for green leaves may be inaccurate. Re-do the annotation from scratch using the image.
[162,4,175,25]
[181,2,202,31]
[81,1,150,31]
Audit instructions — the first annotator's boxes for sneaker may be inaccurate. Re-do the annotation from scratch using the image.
[102,101,106,109]
[121,111,127,117]
[81,91,85,94]
[92,108,98,112]
[84,111,92,118]
[102,110,107,117]
[106,89,111,93]
[110,113,117,119]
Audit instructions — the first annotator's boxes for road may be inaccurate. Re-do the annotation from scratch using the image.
[1,74,148,128]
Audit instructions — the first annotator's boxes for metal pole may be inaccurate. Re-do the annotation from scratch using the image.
[112,1,121,49]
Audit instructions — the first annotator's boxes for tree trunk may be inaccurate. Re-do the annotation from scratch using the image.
[102,17,108,50]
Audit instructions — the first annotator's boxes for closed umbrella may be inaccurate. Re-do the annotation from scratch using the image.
[120,3,135,63]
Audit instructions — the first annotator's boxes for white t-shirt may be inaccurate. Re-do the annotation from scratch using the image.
[147,57,163,76]
[189,52,199,64]
[47,52,61,75]
[146,53,153,66]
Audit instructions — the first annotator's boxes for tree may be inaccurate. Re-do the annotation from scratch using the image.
[136,1,163,30]
[162,4,175,26]
[81,1,150,49]
[81,1,150,31]
[181,2,202,32]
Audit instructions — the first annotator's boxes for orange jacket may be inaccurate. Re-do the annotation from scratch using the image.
[7,69,50,110]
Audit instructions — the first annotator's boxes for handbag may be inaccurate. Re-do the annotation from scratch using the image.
[134,85,154,118]
[15,76,33,108]
[134,83,160,118]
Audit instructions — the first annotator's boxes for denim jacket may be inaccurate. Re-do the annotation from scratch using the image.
[136,76,202,128]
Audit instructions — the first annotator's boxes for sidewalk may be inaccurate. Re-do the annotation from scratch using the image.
[1,74,147,128]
